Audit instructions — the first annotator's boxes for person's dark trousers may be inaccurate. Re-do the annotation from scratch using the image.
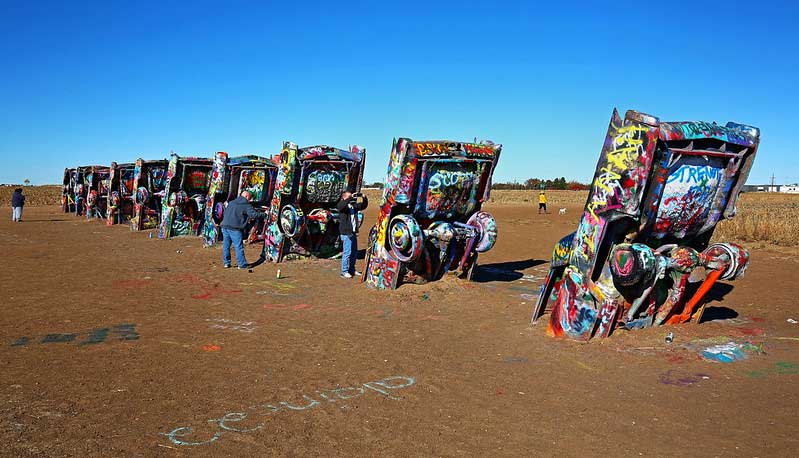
[222,227,247,267]
[340,233,357,275]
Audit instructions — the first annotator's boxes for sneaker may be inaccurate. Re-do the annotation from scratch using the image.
[340,272,353,279]
[353,270,362,276]
[238,264,251,270]
[224,264,231,269]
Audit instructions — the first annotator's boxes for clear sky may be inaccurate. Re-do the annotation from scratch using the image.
[1,0,797,185]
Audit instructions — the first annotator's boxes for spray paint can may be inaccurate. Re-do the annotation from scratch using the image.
[276,269,281,279]
[665,332,674,344]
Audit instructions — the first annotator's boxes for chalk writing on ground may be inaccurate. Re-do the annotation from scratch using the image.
[161,375,416,447]
[9,324,139,348]
[206,318,257,333]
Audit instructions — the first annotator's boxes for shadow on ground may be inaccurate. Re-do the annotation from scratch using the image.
[474,259,547,283]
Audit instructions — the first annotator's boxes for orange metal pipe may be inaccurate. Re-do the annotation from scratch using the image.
[665,269,722,325]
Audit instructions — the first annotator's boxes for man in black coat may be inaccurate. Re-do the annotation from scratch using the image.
[336,191,368,278]
[11,188,25,222]
[220,191,266,269]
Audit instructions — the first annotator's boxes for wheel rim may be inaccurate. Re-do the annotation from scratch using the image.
[388,215,423,262]
[279,205,305,238]
[467,211,497,253]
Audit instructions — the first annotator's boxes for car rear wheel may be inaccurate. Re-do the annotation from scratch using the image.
[388,214,423,262]
[279,204,306,238]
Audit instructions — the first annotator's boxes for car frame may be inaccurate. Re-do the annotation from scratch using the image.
[106,162,137,226]
[130,158,169,231]
[84,164,112,220]
[73,165,104,217]
[201,154,278,246]
[61,167,77,213]
[263,142,366,262]
[157,153,214,239]
[531,109,760,340]
[363,138,502,289]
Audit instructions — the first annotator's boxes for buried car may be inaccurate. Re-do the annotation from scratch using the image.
[71,166,92,216]
[61,168,77,213]
[84,165,112,220]
[264,142,366,262]
[363,138,502,289]
[531,109,760,340]
[130,158,169,231]
[201,154,278,246]
[72,165,104,217]
[158,153,214,239]
[106,162,136,225]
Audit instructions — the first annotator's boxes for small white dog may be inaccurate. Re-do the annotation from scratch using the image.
[558,208,567,215]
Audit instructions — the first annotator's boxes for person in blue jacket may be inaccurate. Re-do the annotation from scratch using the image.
[220,191,266,269]
[11,188,25,222]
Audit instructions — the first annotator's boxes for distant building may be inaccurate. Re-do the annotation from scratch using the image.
[741,184,799,193]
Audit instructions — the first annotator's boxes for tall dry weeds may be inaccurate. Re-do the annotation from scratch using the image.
[713,193,799,247]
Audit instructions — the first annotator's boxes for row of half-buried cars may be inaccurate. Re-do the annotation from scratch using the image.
[60,139,503,288]
[60,108,762,341]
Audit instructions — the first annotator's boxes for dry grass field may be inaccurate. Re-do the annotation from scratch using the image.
[713,192,799,247]
[0,185,62,207]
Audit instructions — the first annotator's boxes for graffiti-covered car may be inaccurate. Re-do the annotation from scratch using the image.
[84,165,112,220]
[531,109,760,340]
[72,166,91,216]
[72,165,110,218]
[62,168,77,213]
[130,158,169,231]
[201,154,278,246]
[363,138,502,289]
[264,142,366,262]
[157,153,214,239]
[106,162,136,225]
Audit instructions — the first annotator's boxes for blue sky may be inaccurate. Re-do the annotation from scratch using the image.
[1,0,797,185]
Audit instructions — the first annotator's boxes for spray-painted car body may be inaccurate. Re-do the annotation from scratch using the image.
[71,165,105,217]
[84,165,112,220]
[201,154,278,246]
[72,166,93,216]
[130,158,169,231]
[61,168,77,213]
[157,154,214,239]
[364,138,502,289]
[532,109,760,340]
[106,162,136,225]
[264,142,366,262]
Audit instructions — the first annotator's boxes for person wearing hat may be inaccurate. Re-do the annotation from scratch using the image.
[538,190,548,214]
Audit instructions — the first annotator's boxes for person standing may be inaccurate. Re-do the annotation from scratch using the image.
[220,190,265,269]
[538,190,548,214]
[11,188,25,222]
[336,191,368,278]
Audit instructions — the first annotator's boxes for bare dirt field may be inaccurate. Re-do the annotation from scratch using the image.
[1,201,798,457]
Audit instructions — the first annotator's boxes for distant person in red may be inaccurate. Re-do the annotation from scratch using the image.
[11,188,25,222]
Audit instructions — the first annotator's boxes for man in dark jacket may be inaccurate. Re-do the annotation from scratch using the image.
[221,191,266,269]
[336,191,368,278]
[11,188,25,222]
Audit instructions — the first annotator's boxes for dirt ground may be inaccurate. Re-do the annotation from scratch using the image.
[1,203,798,457]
